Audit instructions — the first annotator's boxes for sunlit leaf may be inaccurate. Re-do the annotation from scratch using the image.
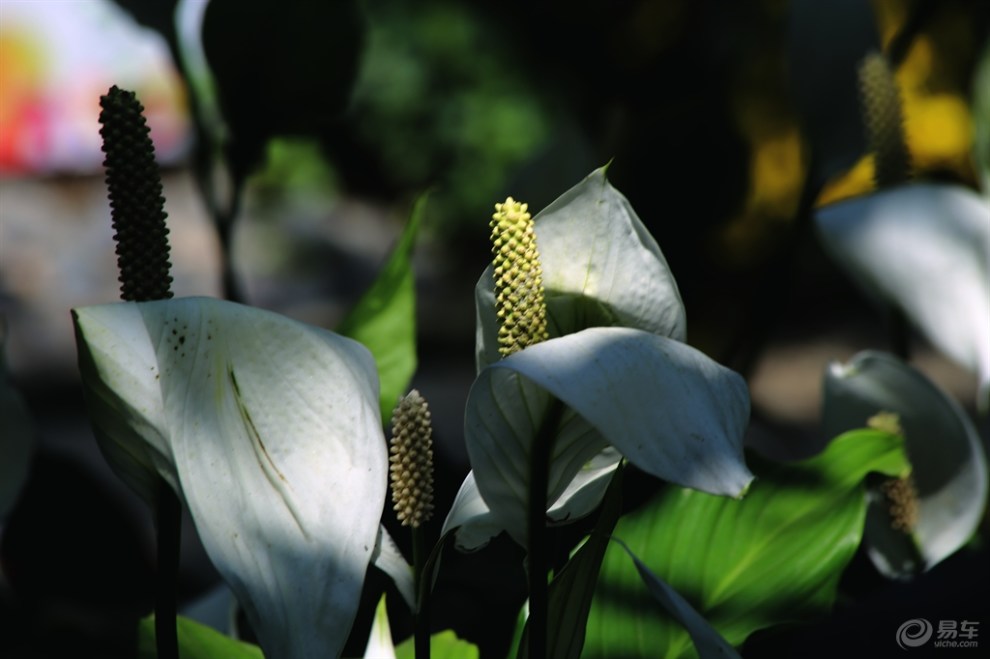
[138,615,263,659]
[395,631,480,659]
[611,539,739,659]
[585,430,909,658]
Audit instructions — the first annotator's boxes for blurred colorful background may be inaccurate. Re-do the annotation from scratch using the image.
[1,0,987,657]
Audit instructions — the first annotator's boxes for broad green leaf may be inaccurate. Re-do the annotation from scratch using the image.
[138,615,263,659]
[395,631,480,659]
[585,429,909,658]
[74,298,386,659]
[823,351,988,577]
[475,166,685,371]
[339,195,424,424]
[466,326,752,547]
[815,183,990,410]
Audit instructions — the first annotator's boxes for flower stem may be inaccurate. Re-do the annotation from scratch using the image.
[527,397,563,659]
[155,481,181,659]
[412,526,430,659]
[99,85,179,659]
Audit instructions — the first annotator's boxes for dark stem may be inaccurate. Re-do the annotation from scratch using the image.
[215,183,247,305]
[154,480,181,659]
[527,397,563,659]
[412,526,430,659]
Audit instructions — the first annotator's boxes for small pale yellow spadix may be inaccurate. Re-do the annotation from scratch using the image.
[390,389,435,528]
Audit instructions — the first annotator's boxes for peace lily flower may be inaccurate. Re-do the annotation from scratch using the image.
[823,350,988,579]
[444,168,753,549]
[72,296,411,659]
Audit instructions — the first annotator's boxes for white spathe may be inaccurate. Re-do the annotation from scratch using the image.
[815,183,990,410]
[73,297,388,659]
[448,168,752,549]
[465,328,752,547]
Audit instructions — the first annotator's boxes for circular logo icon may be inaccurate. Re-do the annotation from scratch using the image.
[896,618,933,649]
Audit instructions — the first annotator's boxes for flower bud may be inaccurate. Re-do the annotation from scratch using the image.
[99,85,173,302]
[389,390,435,527]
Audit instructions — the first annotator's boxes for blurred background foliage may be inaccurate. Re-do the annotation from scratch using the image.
[7,0,985,287]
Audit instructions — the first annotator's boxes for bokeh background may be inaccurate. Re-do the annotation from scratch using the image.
[1,0,987,657]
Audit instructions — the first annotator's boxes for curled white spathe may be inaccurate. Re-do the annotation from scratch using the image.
[815,183,990,410]
[452,168,752,551]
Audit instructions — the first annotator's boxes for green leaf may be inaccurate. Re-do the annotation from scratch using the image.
[585,429,909,658]
[610,539,739,659]
[339,196,424,425]
[395,630,480,659]
[138,615,264,659]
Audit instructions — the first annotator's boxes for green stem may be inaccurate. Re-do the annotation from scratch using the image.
[412,526,430,659]
[527,398,563,659]
[155,480,181,659]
